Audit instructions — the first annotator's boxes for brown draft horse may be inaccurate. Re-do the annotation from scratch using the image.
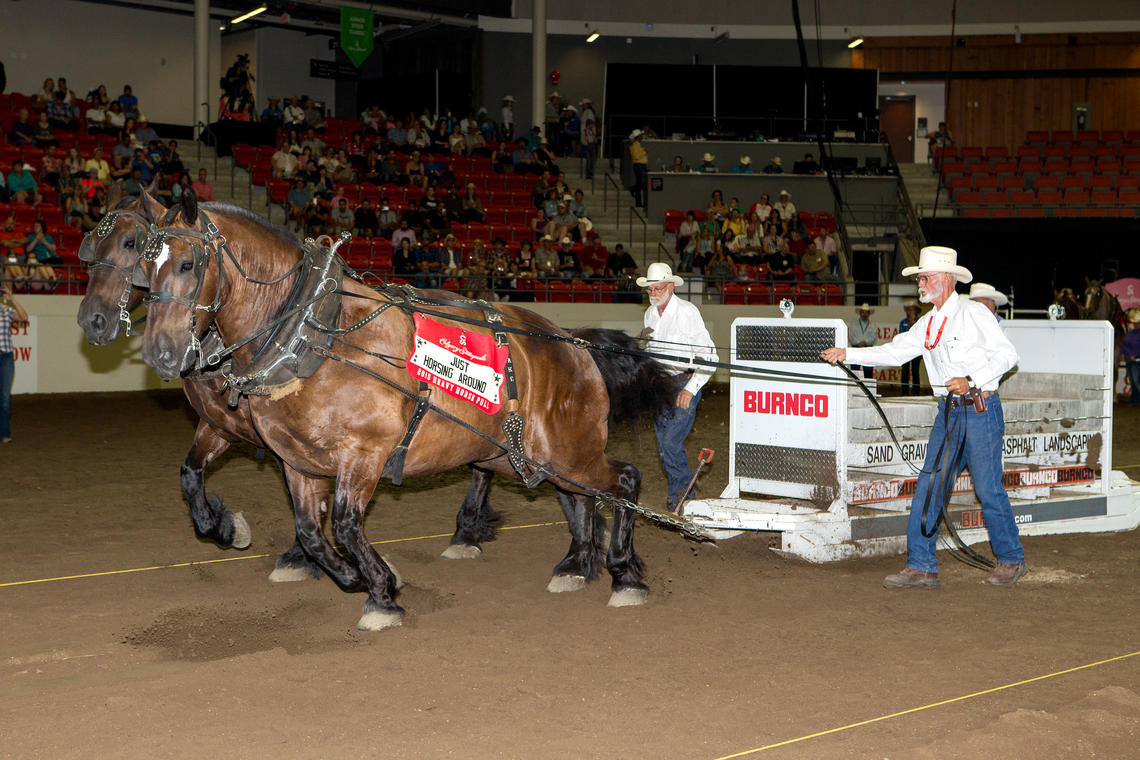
[1083,277,1127,369]
[74,190,502,585]
[136,190,673,630]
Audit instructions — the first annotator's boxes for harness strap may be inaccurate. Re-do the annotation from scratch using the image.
[381,382,432,486]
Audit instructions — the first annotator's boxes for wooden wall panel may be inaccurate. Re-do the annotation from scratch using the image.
[853,32,1140,147]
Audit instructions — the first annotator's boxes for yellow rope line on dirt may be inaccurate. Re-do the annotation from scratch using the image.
[711,649,1140,759]
[0,521,567,588]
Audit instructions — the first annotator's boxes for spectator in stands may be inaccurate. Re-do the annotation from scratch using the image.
[87,84,111,108]
[104,101,126,135]
[8,109,34,147]
[261,98,283,127]
[570,188,589,220]
[376,198,398,236]
[546,197,584,242]
[516,239,536,274]
[283,96,305,130]
[465,122,489,157]
[392,217,417,248]
[500,95,516,141]
[786,214,808,241]
[460,183,485,223]
[728,223,763,262]
[404,151,427,189]
[556,237,582,279]
[303,98,326,132]
[300,128,325,156]
[534,236,560,279]
[419,185,444,231]
[352,199,378,239]
[764,244,795,284]
[628,129,648,208]
[124,167,147,197]
[697,152,718,173]
[303,195,331,235]
[109,155,132,184]
[39,146,63,188]
[26,219,60,267]
[814,229,838,275]
[46,91,76,131]
[191,168,215,202]
[773,189,796,220]
[311,165,335,201]
[706,190,729,224]
[271,139,299,178]
[1,216,27,265]
[136,116,159,144]
[359,149,382,185]
[794,153,820,175]
[429,122,450,155]
[437,234,464,276]
[579,236,608,275]
[848,304,878,379]
[763,156,784,174]
[85,100,108,133]
[131,148,155,183]
[533,138,561,175]
[331,198,355,235]
[0,282,28,442]
[36,77,56,107]
[705,246,737,288]
[393,238,417,276]
[80,168,105,202]
[360,105,382,135]
[32,112,56,148]
[512,138,542,175]
[720,207,746,246]
[117,85,138,119]
[166,141,185,176]
[581,114,598,179]
[7,162,40,205]
[667,155,689,173]
[414,239,441,289]
[286,179,310,233]
[63,147,84,180]
[730,156,753,174]
[800,241,833,283]
[928,121,954,153]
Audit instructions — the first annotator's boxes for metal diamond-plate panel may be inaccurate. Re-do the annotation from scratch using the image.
[736,442,837,485]
[735,325,836,363]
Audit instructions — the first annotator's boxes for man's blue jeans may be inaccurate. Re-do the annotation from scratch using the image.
[654,387,702,507]
[906,396,1025,573]
[0,351,14,440]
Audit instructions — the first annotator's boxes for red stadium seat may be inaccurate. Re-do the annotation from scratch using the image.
[1101,130,1125,143]
[1091,190,1117,205]
[1016,145,1040,159]
[1060,176,1087,190]
[1050,130,1074,144]
[955,191,982,205]
[1063,189,1090,204]
[990,208,1012,218]
[1068,144,1092,160]
[1008,191,1035,205]
[999,175,1025,191]
[963,208,989,218]
[1096,159,1122,175]
[1115,176,1139,192]
[1034,175,1060,191]
[974,176,1000,192]
[1016,208,1045,218]
[1076,130,1099,144]
[984,146,1009,160]
[1025,130,1049,145]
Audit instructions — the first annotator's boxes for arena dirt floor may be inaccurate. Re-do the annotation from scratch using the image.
[2,386,1139,759]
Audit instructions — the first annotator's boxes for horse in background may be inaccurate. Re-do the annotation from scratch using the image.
[1051,288,1083,320]
[1084,277,1127,368]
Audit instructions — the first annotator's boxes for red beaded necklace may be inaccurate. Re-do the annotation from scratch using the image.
[924,315,949,350]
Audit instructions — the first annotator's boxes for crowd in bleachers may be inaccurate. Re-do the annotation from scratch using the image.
[937,129,1140,218]
[233,92,634,303]
[0,78,172,294]
[659,188,844,305]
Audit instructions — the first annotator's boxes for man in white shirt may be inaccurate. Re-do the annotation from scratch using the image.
[822,246,1027,588]
[637,263,719,512]
[500,95,515,141]
[847,303,878,378]
[773,189,796,220]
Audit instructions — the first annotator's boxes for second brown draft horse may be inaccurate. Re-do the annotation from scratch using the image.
[134,190,674,630]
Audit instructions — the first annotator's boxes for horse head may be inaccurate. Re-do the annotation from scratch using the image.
[1051,288,1081,319]
[75,184,167,345]
[138,187,222,381]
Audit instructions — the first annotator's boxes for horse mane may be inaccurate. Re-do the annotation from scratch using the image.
[570,328,677,426]
[200,202,306,252]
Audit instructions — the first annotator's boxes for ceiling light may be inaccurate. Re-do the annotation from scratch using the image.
[848,37,864,49]
[586,30,600,43]
[231,5,268,24]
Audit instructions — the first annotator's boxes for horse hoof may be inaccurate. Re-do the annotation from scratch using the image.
[380,554,405,590]
[607,588,649,608]
[230,511,251,549]
[441,544,482,560]
[356,608,404,631]
[268,565,319,583]
[546,574,587,593]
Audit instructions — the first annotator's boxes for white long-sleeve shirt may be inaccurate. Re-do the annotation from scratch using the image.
[644,294,718,395]
[845,291,1018,394]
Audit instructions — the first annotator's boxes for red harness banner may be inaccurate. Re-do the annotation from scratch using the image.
[406,313,509,414]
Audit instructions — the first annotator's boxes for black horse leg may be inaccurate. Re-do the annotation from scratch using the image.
[281,464,366,593]
[268,539,324,582]
[606,461,649,606]
[331,469,404,631]
[181,421,250,549]
[546,487,606,593]
[443,466,503,559]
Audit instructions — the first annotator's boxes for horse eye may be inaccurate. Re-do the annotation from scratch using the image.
[124,238,135,249]
[179,261,195,273]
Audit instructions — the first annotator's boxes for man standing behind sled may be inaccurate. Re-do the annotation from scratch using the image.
[820,246,1027,588]
[638,263,718,513]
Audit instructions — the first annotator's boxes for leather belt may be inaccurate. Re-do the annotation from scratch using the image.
[946,390,996,408]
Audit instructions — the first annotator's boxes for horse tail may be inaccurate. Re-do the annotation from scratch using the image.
[570,328,678,427]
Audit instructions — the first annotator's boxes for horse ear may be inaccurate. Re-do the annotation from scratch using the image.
[181,186,199,225]
[138,188,167,223]
[107,181,123,208]
[145,175,161,196]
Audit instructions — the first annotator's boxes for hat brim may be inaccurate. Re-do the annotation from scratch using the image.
[636,274,684,287]
[901,263,974,284]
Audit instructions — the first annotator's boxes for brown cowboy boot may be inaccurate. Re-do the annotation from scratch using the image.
[985,563,1028,586]
[882,567,940,589]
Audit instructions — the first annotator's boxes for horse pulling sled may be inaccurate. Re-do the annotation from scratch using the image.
[684,314,1140,561]
[80,189,704,631]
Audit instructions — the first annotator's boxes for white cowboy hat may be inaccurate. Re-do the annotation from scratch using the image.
[629,129,643,139]
[778,189,790,198]
[503,95,516,102]
[855,303,875,314]
[772,157,783,165]
[1127,308,1140,324]
[580,97,593,105]
[901,245,974,284]
[550,91,561,98]
[560,236,573,244]
[636,262,684,288]
[702,152,715,162]
[968,282,1008,307]
[740,156,752,165]
[903,300,922,311]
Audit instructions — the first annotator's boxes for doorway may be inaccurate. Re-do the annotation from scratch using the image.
[879,95,916,163]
